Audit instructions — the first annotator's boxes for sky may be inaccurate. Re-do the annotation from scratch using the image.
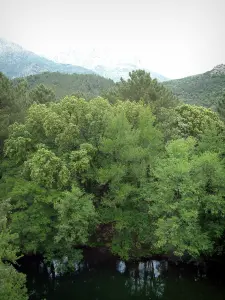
[0,0,225,79]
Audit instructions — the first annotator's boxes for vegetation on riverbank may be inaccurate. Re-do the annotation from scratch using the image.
[0,70,225,299]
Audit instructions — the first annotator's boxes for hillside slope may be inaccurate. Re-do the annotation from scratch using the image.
[0,38,94,78]
[17,72,115,100]
[163,65,225,109]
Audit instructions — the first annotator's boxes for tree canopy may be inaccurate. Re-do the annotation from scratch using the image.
[0,70,225,299]
[102,70,179,115]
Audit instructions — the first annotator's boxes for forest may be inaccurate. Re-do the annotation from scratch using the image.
[163,71,225,109]
[14,72,115,100]
[0,69,225,299]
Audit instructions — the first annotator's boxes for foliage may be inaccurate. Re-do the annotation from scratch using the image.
[17,71,115,100]
[0,264,28,300]
[0,73,17,152]
[0,69,225,280]
[157,104,224,141]
[54,186,97,246]
[0,73,59,155]
[29,83,56,104]
[163,72,225,109]
[0,73,32,154]
[217,92,225,121]
[1,96,163,260]
[102,70,179,115]
[146,138,225,256]
[0,199,28,300]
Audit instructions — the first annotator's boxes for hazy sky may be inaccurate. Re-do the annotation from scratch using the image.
[0,0,225,78]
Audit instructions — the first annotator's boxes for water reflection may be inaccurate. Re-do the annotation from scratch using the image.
[116,260,126,274]
[18,254,225,300]
[123,260,168,298]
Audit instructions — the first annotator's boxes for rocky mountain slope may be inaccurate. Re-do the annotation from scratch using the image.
[0,38,94,78]
[0,38,169,82]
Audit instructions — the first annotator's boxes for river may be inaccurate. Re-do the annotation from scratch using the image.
[18,249,225,300]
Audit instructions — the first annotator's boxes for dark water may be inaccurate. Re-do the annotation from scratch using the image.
[18,250,225,300]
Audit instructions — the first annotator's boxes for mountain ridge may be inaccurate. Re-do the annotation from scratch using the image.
[207,64,225,75]
[0,38,169,82]
[163,65,225,108]
[46,48,169,82]
[14,71,115,100]
[91,63,169,82]
[0,38,95,78]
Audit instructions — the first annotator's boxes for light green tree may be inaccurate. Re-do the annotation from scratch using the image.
[146,138,225,257]
[158,104,224,141]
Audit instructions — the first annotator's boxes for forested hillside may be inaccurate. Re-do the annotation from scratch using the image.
[15,72,115,100]
[163,65,225,109]
[0,70,225,299]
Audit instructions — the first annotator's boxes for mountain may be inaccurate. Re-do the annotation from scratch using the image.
[49,49,169,82]
[92,64,169,82]
[0,38,94,78]
[163,64,225,109]
[0,38,168,82]
[16,72,115,100]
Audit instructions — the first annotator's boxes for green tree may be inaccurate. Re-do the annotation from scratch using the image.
[103,70,179,115]
[54,186,97,260]
[158,104,224,141]
[19,72,115,101]
[146,138,225,257]
[0,73,15,152]
[217,93,225,121]
[94,101,163,258]
[2,92,225,266]
[0,73,31,154]
[3,96,163,260]
[29,84,56,104]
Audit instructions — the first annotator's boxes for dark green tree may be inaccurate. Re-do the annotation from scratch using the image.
[0,73,30,154]
[217,93,225,121]
[103,70,179,115]
[0,199,28,300]
[29,84,56,104]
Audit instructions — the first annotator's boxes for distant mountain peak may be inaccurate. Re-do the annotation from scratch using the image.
[210,64,225,75]
[0,38,168,82]
[49,49,168,82]
[0,37,24,54]
[0,38,94,78]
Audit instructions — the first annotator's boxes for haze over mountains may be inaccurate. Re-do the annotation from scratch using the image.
[0,38,94,78]
[0,38,168,82]
[49,48,169,82]
[1,37,225,110]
